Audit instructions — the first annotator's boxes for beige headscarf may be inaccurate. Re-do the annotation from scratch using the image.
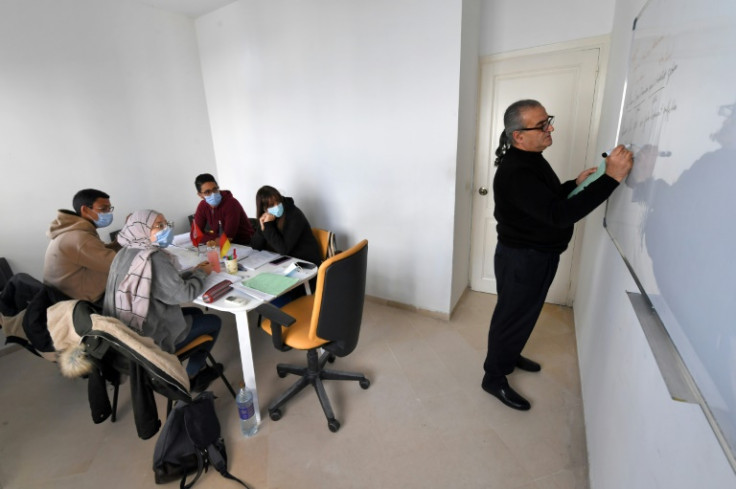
[114,209,162,333]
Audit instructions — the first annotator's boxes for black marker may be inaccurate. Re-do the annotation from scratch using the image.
[602,144,670,158]
[602,144,630,158]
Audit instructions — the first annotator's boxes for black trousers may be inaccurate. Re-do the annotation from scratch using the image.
[483,242,560,386]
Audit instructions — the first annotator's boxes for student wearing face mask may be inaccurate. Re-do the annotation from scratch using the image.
[251,185,321,265]
[190,173,254,246]
[44,188,122,304]
[104,210,223,392]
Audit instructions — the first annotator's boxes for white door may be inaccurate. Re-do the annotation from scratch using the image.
[470,44,604,305]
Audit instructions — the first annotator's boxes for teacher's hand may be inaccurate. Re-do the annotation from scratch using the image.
[605,145,634,182]
[575,167,598,186]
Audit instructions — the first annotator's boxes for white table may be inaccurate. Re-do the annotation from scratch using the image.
[189,244,317,426]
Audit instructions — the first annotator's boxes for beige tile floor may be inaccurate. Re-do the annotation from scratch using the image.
[0,291,588,489]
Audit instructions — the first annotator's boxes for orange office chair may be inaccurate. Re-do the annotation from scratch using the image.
[256,239,369,432]
[163,334,237,414]
[311,228,337,262]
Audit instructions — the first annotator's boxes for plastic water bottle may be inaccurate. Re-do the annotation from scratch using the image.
[236,382,258,437]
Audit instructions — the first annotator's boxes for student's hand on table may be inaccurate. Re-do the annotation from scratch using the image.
[196,261,213,275]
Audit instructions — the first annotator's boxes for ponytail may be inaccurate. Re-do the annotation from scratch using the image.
[494,131,510,166]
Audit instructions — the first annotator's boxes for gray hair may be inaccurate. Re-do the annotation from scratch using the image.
[495,99,543,165]
[504,99,542,138]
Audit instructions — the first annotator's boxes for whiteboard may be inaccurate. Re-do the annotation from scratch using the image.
[605,0,736,454]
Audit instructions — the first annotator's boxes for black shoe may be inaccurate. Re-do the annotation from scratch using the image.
[189,363,223,392]
[515,355,541,372]
[482,379,531,411]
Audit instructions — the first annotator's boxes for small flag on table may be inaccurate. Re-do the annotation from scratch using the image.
[219,233,231,258]
[190,220,206,246]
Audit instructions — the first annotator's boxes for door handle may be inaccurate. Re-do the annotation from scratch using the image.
[478,187,488,196]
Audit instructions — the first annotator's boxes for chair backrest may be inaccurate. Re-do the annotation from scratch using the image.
[0,257,13,292]
[72,301,190,402]
[311,228,337,262]
[310,240,368,357]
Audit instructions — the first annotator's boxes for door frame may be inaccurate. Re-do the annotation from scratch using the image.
[470,36,610,305]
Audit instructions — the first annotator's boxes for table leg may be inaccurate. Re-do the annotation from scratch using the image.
[233,309,261,425]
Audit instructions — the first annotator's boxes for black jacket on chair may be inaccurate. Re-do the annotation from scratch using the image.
[0,272,69,354]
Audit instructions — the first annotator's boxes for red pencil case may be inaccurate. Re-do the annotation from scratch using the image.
[202,280,233,303]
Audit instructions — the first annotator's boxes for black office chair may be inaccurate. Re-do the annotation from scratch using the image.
[107,326,237,422]
[64,300,191,438]
[256,239,370,432]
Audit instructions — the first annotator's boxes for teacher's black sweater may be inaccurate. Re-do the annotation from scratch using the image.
[493,146,619,253]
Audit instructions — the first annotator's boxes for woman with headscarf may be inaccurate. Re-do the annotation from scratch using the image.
[103,209,222,392]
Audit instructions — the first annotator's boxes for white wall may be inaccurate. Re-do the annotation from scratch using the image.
[196,0,464,314]
[0,0,216,279]
[479,0,615,56]
[450,0,481,311]
[574,0,736,487]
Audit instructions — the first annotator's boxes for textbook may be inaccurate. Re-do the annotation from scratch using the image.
[568,160,606,198]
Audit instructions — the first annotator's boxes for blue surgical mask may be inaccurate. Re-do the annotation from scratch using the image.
[267,203,284,218]
[155,226,174,248]
[205,192,222,207]
[93,212,114,228]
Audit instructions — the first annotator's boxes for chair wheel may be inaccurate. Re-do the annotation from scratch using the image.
[276,368,287,378]
[359,378,370,389]
[327,354,336,363]
[328,419,340,432]
[269,409,282,421]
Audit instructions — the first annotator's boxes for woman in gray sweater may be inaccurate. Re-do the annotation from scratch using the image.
[103,209,222,391]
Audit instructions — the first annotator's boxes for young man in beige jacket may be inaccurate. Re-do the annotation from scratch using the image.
[44,188,121,304]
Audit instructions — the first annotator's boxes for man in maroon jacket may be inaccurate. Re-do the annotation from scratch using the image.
[190,173,254,246]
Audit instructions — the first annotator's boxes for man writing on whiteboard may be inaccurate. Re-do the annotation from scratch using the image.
[482,99,633,410]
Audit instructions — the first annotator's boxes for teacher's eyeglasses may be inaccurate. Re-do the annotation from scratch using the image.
[516,115,555,132]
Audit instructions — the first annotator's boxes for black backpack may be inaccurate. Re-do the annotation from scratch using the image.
[153,391,251,489]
